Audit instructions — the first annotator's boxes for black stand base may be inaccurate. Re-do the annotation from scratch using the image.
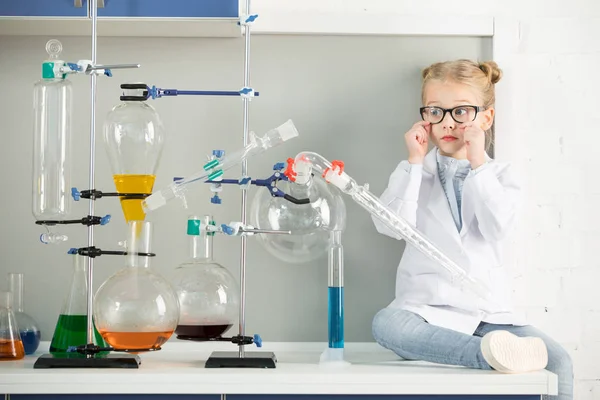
[33,353,141,369]
[205,351,277,368]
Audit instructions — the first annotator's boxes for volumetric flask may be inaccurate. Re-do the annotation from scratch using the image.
[0,291,25,360]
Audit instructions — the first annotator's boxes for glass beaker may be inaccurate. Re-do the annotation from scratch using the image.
[0,291,25,360]
[103,88,166,223]
[8,273,41,355]
[94,221,179,352]
[49,255,106,354]
[172,216,239,340]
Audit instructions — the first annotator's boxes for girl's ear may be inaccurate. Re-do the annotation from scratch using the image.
[480,107,495,131]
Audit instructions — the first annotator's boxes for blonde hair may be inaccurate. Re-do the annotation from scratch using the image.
[421,59,503,151]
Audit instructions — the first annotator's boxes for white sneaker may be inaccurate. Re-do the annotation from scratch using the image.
[481,330,549,373]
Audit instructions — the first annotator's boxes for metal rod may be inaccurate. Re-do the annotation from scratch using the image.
[87,63,140,70]
[238,0,252,359]
[239,228,292,235]
[86,0,98,351]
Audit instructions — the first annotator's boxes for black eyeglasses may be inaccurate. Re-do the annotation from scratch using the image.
[420,105,486,124]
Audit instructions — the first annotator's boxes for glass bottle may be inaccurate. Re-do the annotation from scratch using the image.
[0,291,25,360]
[32,39,73,222]
[94,221,179,352]
[8,273,41,355]
[103,88,166,223]
[172,215,239,340]
[49,255,106,354]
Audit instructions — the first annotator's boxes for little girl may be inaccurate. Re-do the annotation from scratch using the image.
[371,60,573,400]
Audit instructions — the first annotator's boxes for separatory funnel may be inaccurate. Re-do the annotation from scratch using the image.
[172,215,239,340]
[48,255,106,354]
[94,221,179,352]
[0,291,25,360]
[8,273,41,355]
[103,84,166,222]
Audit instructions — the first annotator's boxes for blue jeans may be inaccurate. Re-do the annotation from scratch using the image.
[372,307,573,400]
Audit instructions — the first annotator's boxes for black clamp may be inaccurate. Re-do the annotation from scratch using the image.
[68,246,156,258]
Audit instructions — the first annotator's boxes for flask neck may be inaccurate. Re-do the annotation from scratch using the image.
[190,233,213,261]
[8,273,24,313]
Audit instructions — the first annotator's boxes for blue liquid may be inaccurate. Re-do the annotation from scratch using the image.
[328,286,344,348]
[20,330,41,355]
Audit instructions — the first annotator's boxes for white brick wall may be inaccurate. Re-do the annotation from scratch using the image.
[253,0,599,397]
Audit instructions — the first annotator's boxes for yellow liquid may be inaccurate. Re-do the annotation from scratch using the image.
[113,174,156,222]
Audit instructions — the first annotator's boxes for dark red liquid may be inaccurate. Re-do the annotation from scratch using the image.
[175,324,233,340]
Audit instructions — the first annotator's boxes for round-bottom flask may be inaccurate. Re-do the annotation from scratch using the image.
[93,221,179,352]
[8,273,40,355]
[172,216,239,340]
[250,178,346,264]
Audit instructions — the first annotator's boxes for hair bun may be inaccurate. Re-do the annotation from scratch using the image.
[479,61,502,84]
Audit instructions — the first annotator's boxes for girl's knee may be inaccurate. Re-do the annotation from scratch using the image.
[546,343,573,377]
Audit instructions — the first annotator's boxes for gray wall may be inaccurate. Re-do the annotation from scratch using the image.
[0,34,490,343]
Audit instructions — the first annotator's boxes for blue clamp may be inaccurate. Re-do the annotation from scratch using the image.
[66,346,79,353]
[71,187,81,201]
[273,162,285,171]
[239,14,259,25]
[238,177,251,186]
[211,194,222,204]
[66,63,83,72]
[100,215,111,226]
[104,69,112,77]
[253,334,262,347]
[67,248,78,255]
[212,150,225,159]
[221,224,234,235]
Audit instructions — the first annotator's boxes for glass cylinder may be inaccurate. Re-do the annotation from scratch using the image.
[32,39,73,221]
[94,221,179,352]
[0,291,25,360]
[49,255,106,354]
[172,216,239,340]
[103,90,166,223]
[8,273,41,355]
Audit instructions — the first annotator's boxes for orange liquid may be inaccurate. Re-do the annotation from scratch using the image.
[113,174,156,222]
[99,330,173,352]
[0,339,25,360]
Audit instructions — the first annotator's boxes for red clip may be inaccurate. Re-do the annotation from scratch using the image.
[284,157,297,182]
[323,160,345,182]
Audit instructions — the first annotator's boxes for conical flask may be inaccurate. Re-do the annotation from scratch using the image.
[49,255,106,354]
[8,273,41,355]
[94,221,179,352]
[103,87,165,223]
[172,215,239,340]
[0,291,25,360]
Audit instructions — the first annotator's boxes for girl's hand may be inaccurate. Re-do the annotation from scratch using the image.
[405,121,431,164]
[462,123,486,169]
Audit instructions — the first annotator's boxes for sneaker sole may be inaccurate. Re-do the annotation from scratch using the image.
[481,330,548,374]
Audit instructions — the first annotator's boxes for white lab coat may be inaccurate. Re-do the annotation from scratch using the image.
[372,147,527,335]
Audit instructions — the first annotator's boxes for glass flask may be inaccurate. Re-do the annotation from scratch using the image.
[103,87,166,223]
[8,273,40,355]
[250,177,346,264]
[94,221,179,352]
[172,215,239,340]
[0,291,25,360]
[49,255,107,354]
[32,39,73,221]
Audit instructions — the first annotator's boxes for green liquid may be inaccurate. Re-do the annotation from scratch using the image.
[49,314,107,355]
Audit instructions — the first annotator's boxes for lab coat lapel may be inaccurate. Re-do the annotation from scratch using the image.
[423,149,462,247]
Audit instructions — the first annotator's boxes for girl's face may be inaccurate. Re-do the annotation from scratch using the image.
[422,80,494,159]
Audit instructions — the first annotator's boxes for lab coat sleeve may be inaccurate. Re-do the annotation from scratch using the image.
[467,162,520,241]
[372,161,423,240]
